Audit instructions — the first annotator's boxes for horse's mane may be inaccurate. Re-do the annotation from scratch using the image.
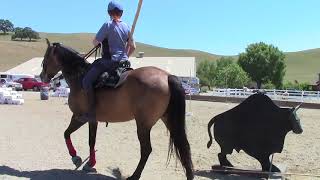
[54,43,90,78]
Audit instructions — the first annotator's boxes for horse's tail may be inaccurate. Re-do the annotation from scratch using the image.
[166,75,194,180]
[207,117,216,148]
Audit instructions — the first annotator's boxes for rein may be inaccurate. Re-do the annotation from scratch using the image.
[53,44,101,82]
[83,44,101,60]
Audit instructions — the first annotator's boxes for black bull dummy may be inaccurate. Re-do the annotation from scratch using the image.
[207,93,303,172]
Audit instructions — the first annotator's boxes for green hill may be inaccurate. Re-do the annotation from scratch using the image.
[0,33,319,83]
[285,49,320,83]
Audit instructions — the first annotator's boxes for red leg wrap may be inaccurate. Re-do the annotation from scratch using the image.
[65,138,77,157]
[89,148,96,167]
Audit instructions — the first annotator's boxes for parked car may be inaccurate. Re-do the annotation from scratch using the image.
[15,78,49,91]
[0,78,23,91]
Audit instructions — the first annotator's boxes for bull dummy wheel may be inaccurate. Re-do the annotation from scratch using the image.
[82,162,97,173]
[71,156,82,168]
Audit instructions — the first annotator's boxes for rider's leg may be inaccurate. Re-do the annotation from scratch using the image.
[80,60,119,123]
[80,65,104,122]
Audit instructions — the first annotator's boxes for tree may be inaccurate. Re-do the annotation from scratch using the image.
[11,27,40,41]
[0,19,14,34]
[23,27,40,41]
[12,27,25,40]
[30,31,40,40]
[197,59,216,89]
[238,42,286,89]
[216,57,234,71]
[214,62,250,88]
[14,27,24,33]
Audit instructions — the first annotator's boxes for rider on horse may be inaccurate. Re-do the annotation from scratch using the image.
[81,0,136,122]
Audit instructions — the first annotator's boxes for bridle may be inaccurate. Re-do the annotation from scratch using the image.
[41,43,68,81]
[41,44,89,82]
[41,45,53,76]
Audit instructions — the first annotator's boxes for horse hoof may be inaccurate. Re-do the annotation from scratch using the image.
[127,175,139,180]
[71,156,82,168]
[212,165,223,171]
[82,162,97,173]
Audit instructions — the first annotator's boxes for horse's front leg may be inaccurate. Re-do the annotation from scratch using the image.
[82,121,98,172]
[64,114,86,168]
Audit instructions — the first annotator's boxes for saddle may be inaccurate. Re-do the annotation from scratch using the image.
[94,60,133,88]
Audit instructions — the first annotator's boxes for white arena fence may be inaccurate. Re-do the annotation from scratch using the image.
[0,87,24,105]
[206,88,320,103]
[50,85,200,97]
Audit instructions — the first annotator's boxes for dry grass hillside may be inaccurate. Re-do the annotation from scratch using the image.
[1,33,320,83]
[0,33,219,72]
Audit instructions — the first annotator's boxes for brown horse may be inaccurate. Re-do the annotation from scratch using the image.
[39,40,194,180]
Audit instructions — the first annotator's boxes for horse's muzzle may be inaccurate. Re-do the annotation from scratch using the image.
[40,72,51,83]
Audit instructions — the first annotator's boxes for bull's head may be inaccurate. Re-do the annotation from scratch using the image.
[289,103,303,134]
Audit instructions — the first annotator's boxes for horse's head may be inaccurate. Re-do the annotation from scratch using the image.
[40,39,88,83]
[40,39,63,83]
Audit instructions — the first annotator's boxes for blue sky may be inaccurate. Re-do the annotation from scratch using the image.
[1,0,320,55]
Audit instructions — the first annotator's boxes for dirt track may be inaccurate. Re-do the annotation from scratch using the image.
[0,92,319,180]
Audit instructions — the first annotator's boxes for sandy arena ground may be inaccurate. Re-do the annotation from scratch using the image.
[0,92,319,180]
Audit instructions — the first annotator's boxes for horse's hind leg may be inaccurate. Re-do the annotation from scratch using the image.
[127,122,152,180]
[82,121,98,172]
[64,114,86,168]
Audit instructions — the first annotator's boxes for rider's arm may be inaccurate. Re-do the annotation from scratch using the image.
[126,32,136,57]
[93,23,108,46]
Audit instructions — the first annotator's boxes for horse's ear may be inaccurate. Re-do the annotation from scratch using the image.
[46,38,51,47]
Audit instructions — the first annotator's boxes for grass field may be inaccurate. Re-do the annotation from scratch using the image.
[0,33,319,83]
[285,49,320,83]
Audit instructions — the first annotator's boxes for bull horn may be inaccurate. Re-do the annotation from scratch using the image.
[294,103,303,112]
[45,38,50,47]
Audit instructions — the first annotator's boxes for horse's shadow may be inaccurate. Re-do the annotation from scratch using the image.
[0,165,124,180]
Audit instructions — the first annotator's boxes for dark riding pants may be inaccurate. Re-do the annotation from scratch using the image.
[82,59,119,91]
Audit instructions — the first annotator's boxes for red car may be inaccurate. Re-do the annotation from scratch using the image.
[15,78,49,91]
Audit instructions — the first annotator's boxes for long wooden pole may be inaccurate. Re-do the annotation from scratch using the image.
[130,0,143,36]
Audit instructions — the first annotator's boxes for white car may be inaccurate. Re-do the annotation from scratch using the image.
[0,78,23,91]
